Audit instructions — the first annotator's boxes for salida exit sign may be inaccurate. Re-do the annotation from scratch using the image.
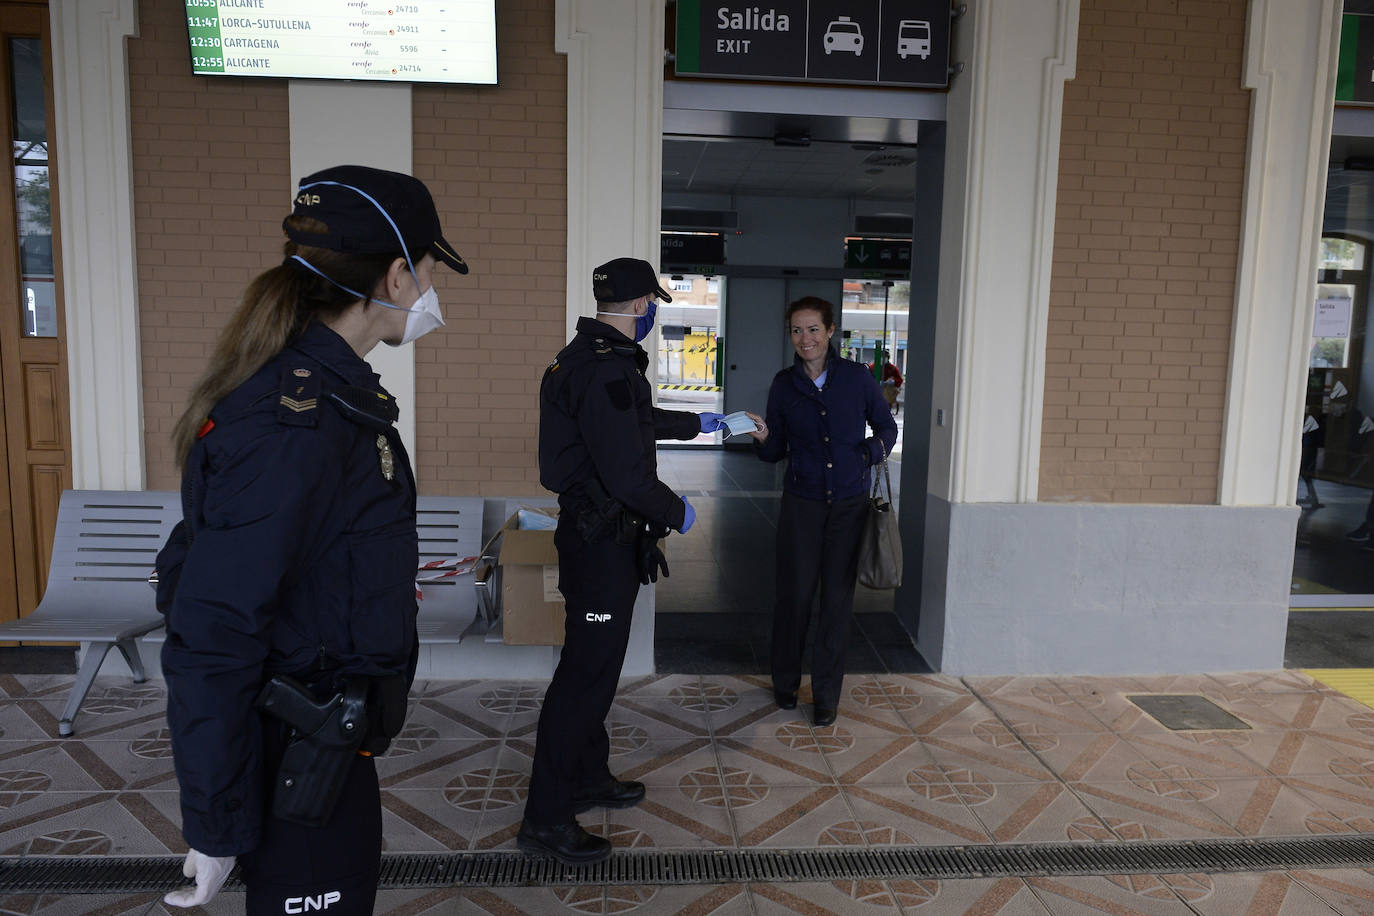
[674,0,951,89]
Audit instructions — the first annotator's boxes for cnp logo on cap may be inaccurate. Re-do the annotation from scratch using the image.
[590,258,672,303]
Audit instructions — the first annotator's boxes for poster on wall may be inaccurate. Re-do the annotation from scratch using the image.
[183,0,497,84]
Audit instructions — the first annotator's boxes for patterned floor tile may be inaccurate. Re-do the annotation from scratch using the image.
[0,791,185,857]
[606,696,713,738]
[1068,781,1243,839]
[1026,874,1201,914]
[615,673,705,698]
[380,787,487,852]
[1184,871,1340,915]
[920,734,1059,783]
[726,784,856,848]
[963,781,1106,844]
[375,738,503,790]
[841,784,993,845]
[974,692,1115,736]
[751,880,906,915]
[895,694,989,737]
[1289,868,1374,915]
[821,735,937,786]
[1197,776,1349,838]
[878,673,973,698]
[1120,729,1274,779]
[593,799,737,849]
[715,737,833,786]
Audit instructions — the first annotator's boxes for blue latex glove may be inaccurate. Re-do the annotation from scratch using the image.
[698,412,725,433]
[679,496,696,533]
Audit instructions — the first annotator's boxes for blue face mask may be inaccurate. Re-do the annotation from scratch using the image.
[635,299,657,342]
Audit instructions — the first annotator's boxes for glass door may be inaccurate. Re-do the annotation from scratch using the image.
[1291,234,1374,606]
[657,273,724,445]
[841,279,909,458]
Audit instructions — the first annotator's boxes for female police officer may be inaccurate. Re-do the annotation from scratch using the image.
[155,165,466,912]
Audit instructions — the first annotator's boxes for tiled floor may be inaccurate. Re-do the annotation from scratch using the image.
[6,669,1374,913]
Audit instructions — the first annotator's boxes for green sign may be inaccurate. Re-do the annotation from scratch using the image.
[845,238,911,270]
[1338,13,1374,104]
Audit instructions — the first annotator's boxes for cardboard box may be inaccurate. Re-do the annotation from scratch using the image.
[496,509,565,645]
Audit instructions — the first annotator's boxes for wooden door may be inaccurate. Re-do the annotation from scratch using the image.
[0,2,70,622]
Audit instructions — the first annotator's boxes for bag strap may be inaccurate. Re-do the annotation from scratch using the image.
[871,437,892,501]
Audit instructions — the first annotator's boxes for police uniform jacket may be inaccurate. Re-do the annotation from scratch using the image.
[539,317,698,529]
[157,321,419,857]
[755,347,898,501]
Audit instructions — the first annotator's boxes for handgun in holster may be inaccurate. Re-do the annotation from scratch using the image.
[573,478,625,545]
[254,674,404,828]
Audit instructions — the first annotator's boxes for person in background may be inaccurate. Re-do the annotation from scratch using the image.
[155,165,467,912]
[520,257,722,865]
[746,297,897,728]
[875,349,904,413]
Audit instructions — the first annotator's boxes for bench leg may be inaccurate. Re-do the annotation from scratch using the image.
[115,638,147,684]
[60,640,114,738]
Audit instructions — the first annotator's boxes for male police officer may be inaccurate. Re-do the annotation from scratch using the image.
[518,258,723,864]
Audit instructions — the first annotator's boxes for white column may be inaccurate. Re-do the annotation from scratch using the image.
[555,0,665,338]
[929,0,1080,503]
[1219,0,1343,507]
[50,0,143,489]
[288,81,417,469]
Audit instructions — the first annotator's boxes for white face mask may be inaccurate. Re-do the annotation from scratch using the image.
[288,255,444,345]
[389,284,444,346]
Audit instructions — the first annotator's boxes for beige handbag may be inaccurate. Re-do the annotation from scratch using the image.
[857,444,902,590]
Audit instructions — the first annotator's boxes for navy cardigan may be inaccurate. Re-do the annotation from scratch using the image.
[755,348,899,501]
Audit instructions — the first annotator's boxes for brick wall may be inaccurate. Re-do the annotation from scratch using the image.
[132,0,567,495]
[413,1,567,496]
[132,0,291,489]
[1039,0,1249,503]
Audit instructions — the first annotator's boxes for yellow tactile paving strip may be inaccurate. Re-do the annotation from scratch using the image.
[1305,669,1374,710]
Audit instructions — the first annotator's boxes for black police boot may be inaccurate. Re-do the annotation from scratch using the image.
[516,820,612,865]
[774,689,798,710]
[573,777,646,813]
[813,706,837,728]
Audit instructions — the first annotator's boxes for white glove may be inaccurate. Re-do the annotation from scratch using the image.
[164,849,235,908]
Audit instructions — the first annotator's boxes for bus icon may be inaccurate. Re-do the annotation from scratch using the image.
[898,20,931,60]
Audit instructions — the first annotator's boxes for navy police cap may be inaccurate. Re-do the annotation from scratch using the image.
[285,165,468,274]
[592,257,672,303]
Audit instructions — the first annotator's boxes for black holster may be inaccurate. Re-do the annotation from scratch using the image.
[254,673,407,828]
[571,479,630,545]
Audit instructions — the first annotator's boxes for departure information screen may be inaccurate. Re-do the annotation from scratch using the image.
[183,0,497,84]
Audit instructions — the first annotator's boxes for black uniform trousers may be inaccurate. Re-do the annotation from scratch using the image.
[237,716,382,915]
[524,514,640,826]
[771,491,869,711]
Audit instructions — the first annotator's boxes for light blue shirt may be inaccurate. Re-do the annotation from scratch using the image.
[813,369,827,389]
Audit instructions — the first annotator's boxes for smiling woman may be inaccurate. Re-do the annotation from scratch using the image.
[746,296,897,728]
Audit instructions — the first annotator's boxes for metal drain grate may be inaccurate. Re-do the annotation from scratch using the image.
[6,836,1374,893]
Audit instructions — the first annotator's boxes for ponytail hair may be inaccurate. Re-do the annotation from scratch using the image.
[171,216,399,465]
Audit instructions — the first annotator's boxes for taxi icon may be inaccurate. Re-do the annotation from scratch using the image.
[824,17,863,55]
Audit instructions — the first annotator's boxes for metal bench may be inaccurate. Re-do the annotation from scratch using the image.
[3,491,490,737]
[0,490,179,736]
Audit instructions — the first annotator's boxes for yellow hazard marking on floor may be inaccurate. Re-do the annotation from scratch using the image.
[657,384,721,391]
[1306,669,1374,710]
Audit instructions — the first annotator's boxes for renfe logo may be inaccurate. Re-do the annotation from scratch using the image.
[285,892,341,913]
[586,613,612,622]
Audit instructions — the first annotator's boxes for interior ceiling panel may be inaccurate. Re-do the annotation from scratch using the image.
[663,109,921,201]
